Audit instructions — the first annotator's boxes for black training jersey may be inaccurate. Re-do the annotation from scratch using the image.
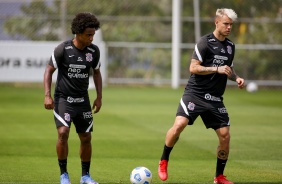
[185,33,235,98]
[48,40,100,98]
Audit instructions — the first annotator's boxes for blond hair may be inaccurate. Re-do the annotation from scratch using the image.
[216,8,238,21]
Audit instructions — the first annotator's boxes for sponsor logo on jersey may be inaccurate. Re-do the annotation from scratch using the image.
[69,64,86,69]
[214,55,228,60]
[86,53,93,62]
[204,93,221,102]
[65,46,73,50]
[64,113,70,121]
[68,73,88,79]
[187,102,195,111]
[67,96,84,103]
[227,40,234,45]
[83,111,93,119]
[218,107,227,114]
[213,55,228,65]
[208,38,216,42]
[87,47,95,52]
[68,64,88,79]
[227,45,232,54]
[77,57,83,62]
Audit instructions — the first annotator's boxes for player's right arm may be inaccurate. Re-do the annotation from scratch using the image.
[190,36,218,75]
[190,59,218,75]
[44,64,56,110]
[44,43,64,110]
[190,36,233,76]
[190,59,232,76]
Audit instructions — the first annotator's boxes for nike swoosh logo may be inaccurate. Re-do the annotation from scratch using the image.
[69,55,75,57]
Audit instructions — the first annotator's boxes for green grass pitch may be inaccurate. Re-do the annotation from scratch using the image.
[0,84,281,183]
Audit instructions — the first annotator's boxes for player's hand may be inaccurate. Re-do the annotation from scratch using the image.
[44,96,54,109]
[217,65,232,76]
[236,77,245,89]
[92,98,102,113]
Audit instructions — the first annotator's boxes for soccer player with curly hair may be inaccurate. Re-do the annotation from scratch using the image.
[44,12,102,184]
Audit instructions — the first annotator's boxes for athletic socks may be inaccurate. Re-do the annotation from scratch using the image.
[58,159,91,176]
[215,158,227,177]
[161,145,228,177]
[81,161,91,176]
[58,159,67,175]
[161,145,173,161]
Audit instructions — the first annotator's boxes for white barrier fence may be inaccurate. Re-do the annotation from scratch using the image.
[0,41,106,84]
[0,41,59,82]
[1,40,282,87]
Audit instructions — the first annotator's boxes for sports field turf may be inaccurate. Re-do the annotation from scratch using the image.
[0,84,281,184]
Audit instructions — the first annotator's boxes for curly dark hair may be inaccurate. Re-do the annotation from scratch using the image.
[71,12,100,34]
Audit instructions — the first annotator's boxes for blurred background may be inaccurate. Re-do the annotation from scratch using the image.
[0,0,282,88]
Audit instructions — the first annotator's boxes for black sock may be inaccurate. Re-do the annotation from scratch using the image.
[58,159,67,175]
[160,145,173,161]
[215,158,227,177]
[82,161,91,176]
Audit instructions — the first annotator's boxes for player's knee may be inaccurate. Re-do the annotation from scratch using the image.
[224,132,230,140]
[79,133,92,144]
[220,133,231,145]
[173,117,188,134]
[57,127,70,142]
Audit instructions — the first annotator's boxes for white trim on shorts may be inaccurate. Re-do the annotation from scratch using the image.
[53,110,69,127]
[180,97,189,116]
[86,120,93,132]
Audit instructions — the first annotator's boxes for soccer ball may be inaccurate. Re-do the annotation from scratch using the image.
[130,166,152,184]
[246,82,258,93]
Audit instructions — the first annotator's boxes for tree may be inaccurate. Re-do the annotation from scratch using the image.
[3,0,282,81]
[4,1,59,40]
[4,0,172,42]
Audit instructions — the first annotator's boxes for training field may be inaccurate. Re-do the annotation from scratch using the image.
[0,84,281,184]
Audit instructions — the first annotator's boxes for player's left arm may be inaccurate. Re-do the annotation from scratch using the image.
[229,67,245,89]
[92,68,102,113]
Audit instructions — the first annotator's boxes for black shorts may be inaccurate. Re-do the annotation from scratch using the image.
[176,93,230,130]
[53,97,94,133]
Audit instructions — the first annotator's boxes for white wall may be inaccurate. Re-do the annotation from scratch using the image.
[0,41,59,82]
[0,30,106,83]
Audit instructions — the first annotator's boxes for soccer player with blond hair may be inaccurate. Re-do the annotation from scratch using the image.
[158,8,244,184]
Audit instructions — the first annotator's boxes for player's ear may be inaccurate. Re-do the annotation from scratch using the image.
[215,19,218,28]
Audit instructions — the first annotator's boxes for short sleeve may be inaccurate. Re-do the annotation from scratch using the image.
[48,43,64,69]
[92,45,100,70]
[191,37,207,63]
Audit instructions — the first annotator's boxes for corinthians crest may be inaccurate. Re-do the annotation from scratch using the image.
[85,53,93,62]
[227,45,232,54]
[187,102,195,111]
[64,113,70,121]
